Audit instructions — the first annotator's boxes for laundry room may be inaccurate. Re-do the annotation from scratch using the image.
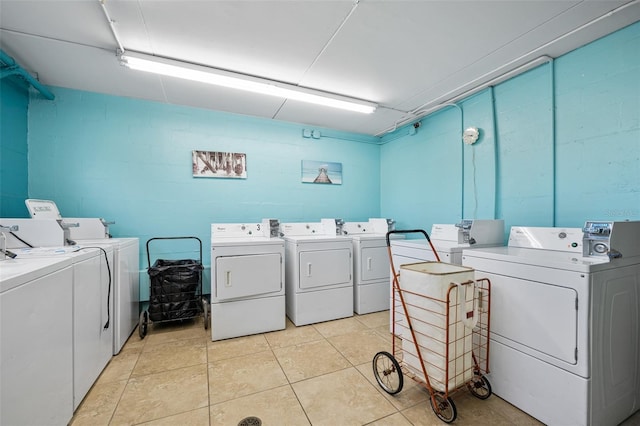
[1,1,639,425]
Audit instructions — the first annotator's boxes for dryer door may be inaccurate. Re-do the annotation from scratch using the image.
[215,253,282,300]
[299,248,351,289]
[485,271,578,365]
[360,246,389,281]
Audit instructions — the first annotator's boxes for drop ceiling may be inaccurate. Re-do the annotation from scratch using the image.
[1,0,638,136]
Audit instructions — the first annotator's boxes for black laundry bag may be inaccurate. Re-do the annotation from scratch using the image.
[148,259,203,322]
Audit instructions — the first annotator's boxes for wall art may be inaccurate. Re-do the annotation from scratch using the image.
[192,150,247,178]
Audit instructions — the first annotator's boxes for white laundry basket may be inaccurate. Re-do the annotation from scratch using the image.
[398,261,476,392]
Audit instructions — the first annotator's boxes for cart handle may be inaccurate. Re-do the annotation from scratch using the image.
[386,229,441,263]
[146,236,203,269]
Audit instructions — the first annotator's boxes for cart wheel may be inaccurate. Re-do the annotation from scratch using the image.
[429,393,457,423]
[372,351,403,395]
[202,299,209,330]
[138,310,148,339]
[468,375,492,400]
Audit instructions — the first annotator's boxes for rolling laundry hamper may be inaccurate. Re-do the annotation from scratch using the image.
[373,229,492,423]
[138,236,209,338]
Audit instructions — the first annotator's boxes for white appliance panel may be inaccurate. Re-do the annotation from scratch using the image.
[299,248,351,289]
[1,261,74,426]
[360,246,389,281]
[72,252,113,409]
[215,253,282,300]
[488,339,589,426]
[210,296,285,341]
[482,271,578,364]
[76,238,140,354]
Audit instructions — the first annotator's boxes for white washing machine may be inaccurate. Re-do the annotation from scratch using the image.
[388,220,504,331]
[69,237,139,354]
[24,199,140,354]
[281,220,353,326]
[9,245,113,411]
[1,255,74,426]
[343,218,402,314]
[210,219,285,340]
[462,222,640,426]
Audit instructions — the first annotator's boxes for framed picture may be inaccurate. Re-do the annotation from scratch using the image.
[192,150,247,178]
[301,160,342,185]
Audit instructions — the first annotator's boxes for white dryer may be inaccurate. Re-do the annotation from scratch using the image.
[462,222,640,426]
[388,220,504,331]
[281,220,353,326]
[390,219,504,267]
[343,218,401,314]
[210,219,285,340]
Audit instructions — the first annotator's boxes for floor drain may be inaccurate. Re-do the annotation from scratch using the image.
[238,416,262,426]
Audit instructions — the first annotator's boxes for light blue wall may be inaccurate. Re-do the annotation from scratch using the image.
[381,21,640,240]
[0,78,30,218]
[554,24,640,225]
[26,90,381,297]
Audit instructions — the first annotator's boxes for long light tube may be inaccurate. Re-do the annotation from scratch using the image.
[119,51,377,114]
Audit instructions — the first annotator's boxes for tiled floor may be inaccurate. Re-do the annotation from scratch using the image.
[71,311,640,426]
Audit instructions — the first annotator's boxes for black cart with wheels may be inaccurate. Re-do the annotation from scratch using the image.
[139,236,210,338]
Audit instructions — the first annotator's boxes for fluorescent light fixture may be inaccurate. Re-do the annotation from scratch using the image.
[119,51,377,114]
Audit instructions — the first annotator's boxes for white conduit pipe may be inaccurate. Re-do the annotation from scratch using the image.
[377,0,638,137]
[376,55,552,137]
[100,0,125,54]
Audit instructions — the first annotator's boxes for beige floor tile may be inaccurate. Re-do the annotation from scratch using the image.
[132,338,207,377]
[355,310,391,329]
[110,364,209,425]
[70,379,127,426]
[210,385,310,426]
[95,349,141,384]
[207,333,270,362]
[208,350,288,405]
[374,324,394,340]
[292,367,397,426]
[312,316,368,338]
[355,362,430,411]
[138,407,210,425]
[328,328,389,365]
[263,320,324,348]
[273,339,351,382]
[143,320,208,347]
[449,392,520,426]
[401,391,522,426]
[121,330,146,352]
[482,395,543,425]
[366,411,413,426]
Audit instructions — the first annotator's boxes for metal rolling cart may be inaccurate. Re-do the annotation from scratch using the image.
[373,229,492,423]
[139,236,209,338]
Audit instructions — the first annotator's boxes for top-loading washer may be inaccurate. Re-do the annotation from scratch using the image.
[20,199,140,354]
[210,219,285,340]
[7,244,113,411]
[461,221,640,426]
[281,219,353,326]
[343,218,402,314]
[1,254,74,426]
